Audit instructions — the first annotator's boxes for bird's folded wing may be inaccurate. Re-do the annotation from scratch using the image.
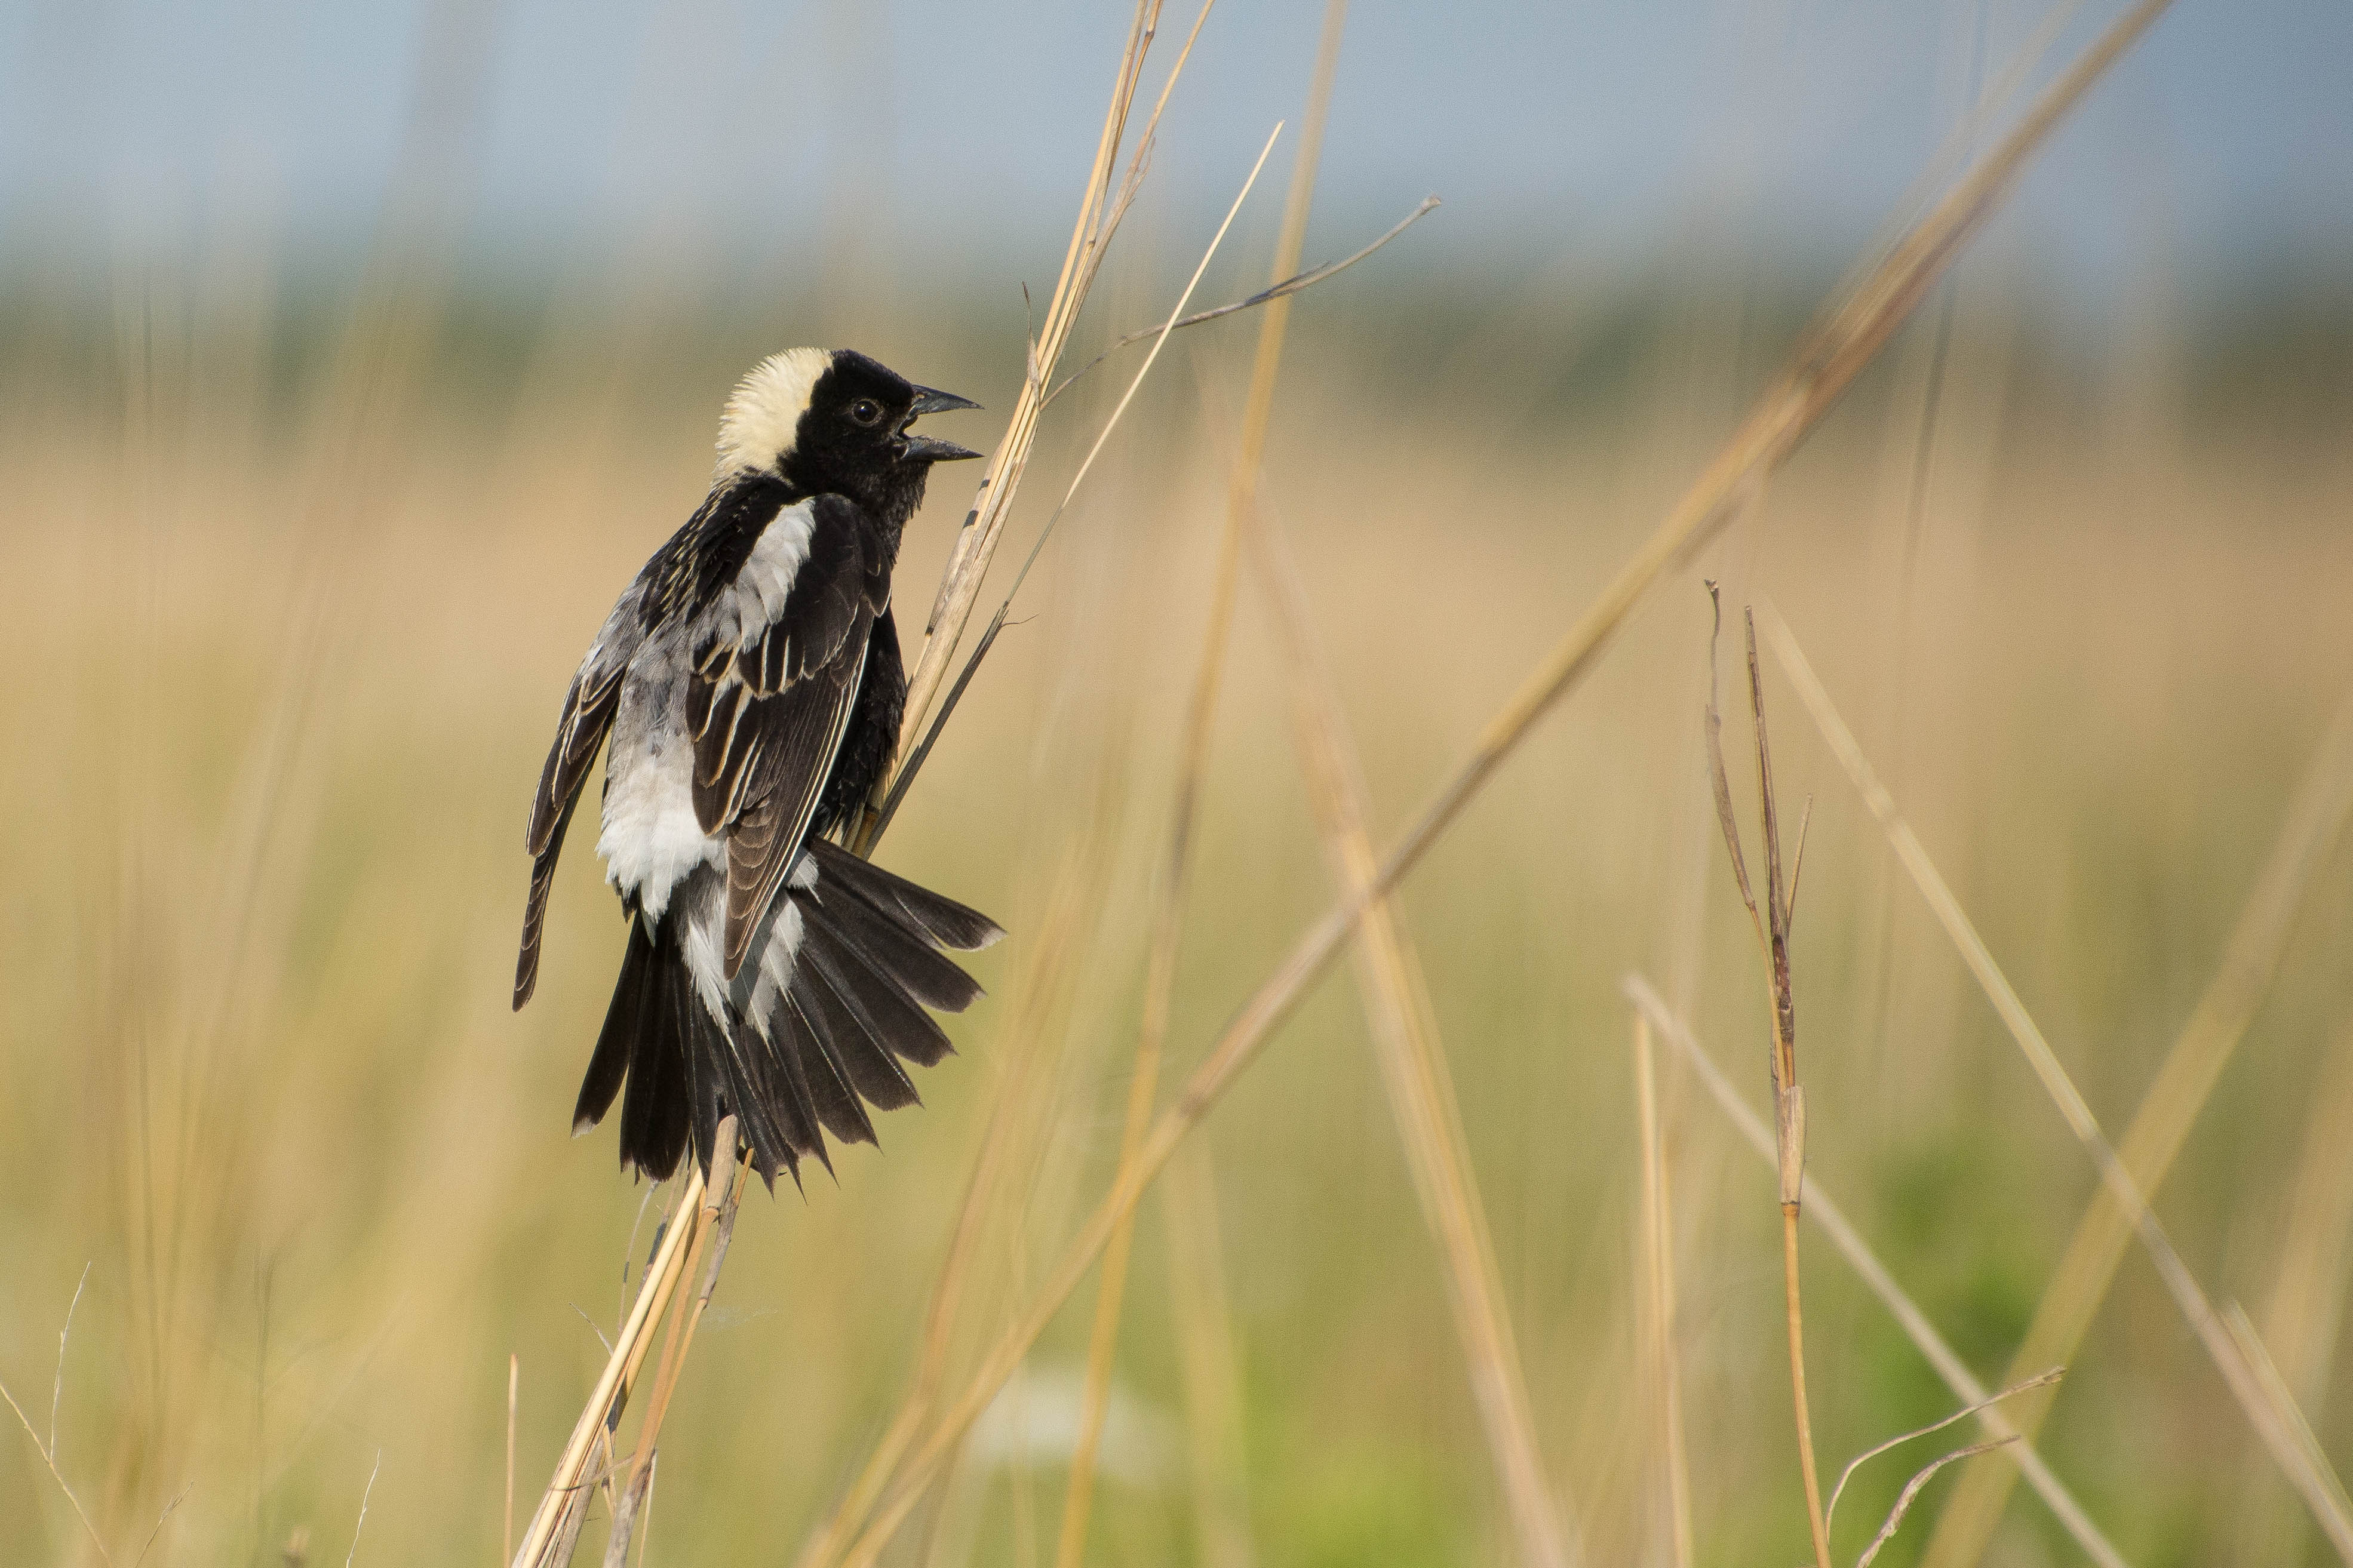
[687,494,883,977]
[514,604,637,1007]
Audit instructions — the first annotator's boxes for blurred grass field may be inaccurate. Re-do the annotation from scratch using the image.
[6,6,2353,1547]
[4,247,2350,1566]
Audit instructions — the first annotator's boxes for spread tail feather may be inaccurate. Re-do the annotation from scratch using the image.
[576,847,1000,1185]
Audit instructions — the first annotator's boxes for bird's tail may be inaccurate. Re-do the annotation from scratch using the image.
[572,840,1002,1185]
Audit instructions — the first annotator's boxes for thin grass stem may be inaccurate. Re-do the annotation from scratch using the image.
[506,1352,520,1567]
[1825,1369,2064,1532]
[0,1371,113,1565]
[1633,1015,1695,1568]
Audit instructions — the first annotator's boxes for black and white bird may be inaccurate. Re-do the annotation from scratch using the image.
[514,348,1003,1189]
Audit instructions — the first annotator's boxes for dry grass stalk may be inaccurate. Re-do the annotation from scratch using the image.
[511,1155,712,1567]
[1853,1439,2013,1568]
[2,1367,114,1564]
[802,11,2172,1557]
[599,1455,656,1568]
[1632,1014,1695,1568]
[613,1121,750,1515]
[1,1261,121,1562]
[2236,1014,2353,1564]
[344,1449,382,1567]
[1043,193,1439,407]
[1052,8,1346,1564]
[2222,1306,2353,1532]
[506,1352,520,1566]
[1704,596,1830,1568]
[855,0,1198,851]
[1822,1369,2063,1536]
[1755,602,2353,1561]
[1622,975,2132,1568]
[1246,495,1574,1567]
[1909,679,2353,1568]
[1160,1139,1256,1568]
[131,1486,191,1568]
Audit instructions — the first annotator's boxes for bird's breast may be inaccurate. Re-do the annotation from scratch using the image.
[595,657,718,926]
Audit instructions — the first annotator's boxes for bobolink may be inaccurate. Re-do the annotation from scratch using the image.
[514,348,1002,1188]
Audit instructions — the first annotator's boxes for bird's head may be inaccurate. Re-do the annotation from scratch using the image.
[715,348,981,526]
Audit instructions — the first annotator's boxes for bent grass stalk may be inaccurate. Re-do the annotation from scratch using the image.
[812,7,2173,1558]
[1822,1369,2064,1537]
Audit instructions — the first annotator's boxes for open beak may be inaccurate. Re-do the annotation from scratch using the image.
[902,384,983,461]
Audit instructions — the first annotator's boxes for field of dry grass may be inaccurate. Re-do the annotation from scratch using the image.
[5,10,2353,1563]
[5,268,2350,1564]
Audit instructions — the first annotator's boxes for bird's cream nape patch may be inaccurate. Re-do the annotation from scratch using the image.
[714,347,833,478]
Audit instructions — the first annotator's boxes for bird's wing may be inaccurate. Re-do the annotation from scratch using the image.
[687,493,883,978]
[514,595,641,1007]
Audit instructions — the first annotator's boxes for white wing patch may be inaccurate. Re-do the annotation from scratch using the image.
[714,348,832,479]
[732,498,816,641]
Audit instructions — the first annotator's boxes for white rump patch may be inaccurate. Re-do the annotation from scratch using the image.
[596,737,721,927]
[715,348,833,478]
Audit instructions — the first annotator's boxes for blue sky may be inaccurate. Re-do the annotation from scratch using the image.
[2,0,2346,309]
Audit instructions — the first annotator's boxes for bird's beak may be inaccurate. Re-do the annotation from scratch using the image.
[908,385,981,416]
[901,433,982,463]
[902,384,982,461]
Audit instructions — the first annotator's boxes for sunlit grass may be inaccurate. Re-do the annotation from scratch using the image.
[4,217,2353,1565]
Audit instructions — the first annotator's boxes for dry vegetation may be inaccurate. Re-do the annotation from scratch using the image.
[6,3,2353,1566]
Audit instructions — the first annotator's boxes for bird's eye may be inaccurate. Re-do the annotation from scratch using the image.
[848,398,884,427]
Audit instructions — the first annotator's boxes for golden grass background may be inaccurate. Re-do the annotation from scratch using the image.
[5,80,2353,1566]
